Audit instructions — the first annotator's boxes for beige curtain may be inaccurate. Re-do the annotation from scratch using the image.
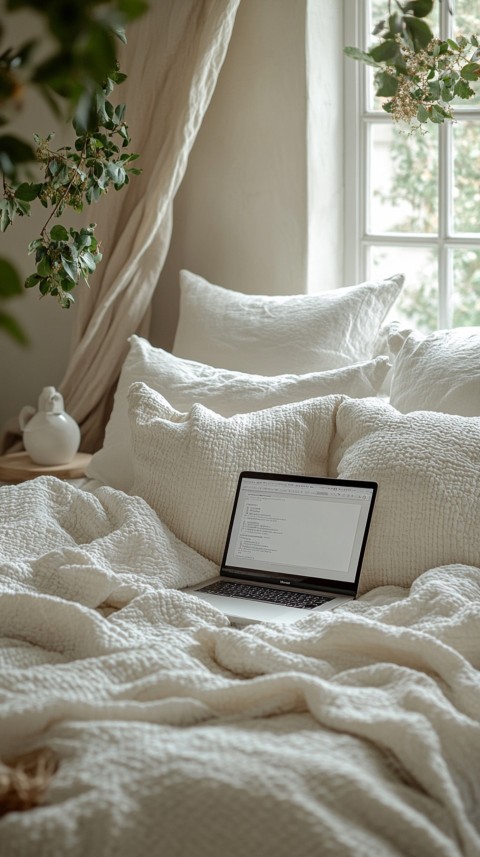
[57,0,240,452]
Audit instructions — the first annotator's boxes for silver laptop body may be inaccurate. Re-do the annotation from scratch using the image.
[187,471,377,626]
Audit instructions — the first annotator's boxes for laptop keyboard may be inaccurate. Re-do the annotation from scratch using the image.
[200,581,333,609]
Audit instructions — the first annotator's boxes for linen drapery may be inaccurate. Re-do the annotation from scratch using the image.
[57,0,240,452]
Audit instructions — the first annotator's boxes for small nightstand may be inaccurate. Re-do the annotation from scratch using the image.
[0,451,92,484]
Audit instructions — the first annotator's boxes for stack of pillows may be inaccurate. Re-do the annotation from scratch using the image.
[87,269,480,595]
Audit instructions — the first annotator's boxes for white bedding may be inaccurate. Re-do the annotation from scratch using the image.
[1,477,480,856]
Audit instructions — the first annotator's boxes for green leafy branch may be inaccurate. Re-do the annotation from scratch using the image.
[25,225,101,309]
[0,0,148,343]
[1,71,141,307]
[345,0,480,127]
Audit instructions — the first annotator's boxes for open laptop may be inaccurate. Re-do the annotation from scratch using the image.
[187,471,377,626]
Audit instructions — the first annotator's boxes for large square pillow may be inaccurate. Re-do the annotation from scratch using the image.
[331,397,480,594]
[388,325,480,416]
[86,336,390,491]
[128,381,343,564]
[172,270,404,374]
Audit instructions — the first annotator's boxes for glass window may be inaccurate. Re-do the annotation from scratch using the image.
[452,123,480,234]
[344,0,480,330]
[368,124,439,235]
[452,248,480,325]
[369,245,438,332]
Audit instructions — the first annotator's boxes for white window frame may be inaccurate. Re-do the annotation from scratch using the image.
[343,0,480,329]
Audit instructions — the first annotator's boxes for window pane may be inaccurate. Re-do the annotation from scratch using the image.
[452,121,480,234]
[368,244,438,332]
[369,0,438,38]
[368,0,440,111]
[453,1,480,107]
[368,0,387,111]
[368,124,438,235]
[452,248,480,326]
[454,0,480,32]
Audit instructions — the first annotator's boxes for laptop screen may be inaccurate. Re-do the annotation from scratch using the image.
[221,472,377,595]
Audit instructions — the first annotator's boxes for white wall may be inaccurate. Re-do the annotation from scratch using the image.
[150,0,310,352]
[151,0,344,352]
[0,0,344,432]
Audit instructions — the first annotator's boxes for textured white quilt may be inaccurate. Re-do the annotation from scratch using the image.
[0,477,479,857]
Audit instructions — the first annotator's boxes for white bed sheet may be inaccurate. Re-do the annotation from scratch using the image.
[0,476,479,857]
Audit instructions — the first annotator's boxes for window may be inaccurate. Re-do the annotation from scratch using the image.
[344,0,480,331]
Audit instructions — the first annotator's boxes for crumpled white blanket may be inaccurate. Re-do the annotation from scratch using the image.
[0,476,479,857]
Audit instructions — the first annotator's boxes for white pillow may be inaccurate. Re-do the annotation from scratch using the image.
[331,397,480,594]
[86,336,391,491]
[173,270,404,374]
[388,326,480,417]
[128,381,343,564]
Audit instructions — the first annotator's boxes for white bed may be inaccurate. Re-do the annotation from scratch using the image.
[1,271,479,856]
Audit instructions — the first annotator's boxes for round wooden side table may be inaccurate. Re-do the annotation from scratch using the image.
[0,451,92,484]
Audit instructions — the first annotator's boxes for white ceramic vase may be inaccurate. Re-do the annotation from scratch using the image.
[19,386,81,466]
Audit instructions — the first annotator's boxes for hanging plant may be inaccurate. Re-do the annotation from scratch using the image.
[0,0,147,340]
[345,0,480,128]
[1,70,141,308]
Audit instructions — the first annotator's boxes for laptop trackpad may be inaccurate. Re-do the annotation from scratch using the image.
[193,591,333,625]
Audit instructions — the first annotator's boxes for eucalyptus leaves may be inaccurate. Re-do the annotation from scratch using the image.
[1,71,140,308]
[345,0,480,128]
[0,0,147,343]
[26,226,101,309]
